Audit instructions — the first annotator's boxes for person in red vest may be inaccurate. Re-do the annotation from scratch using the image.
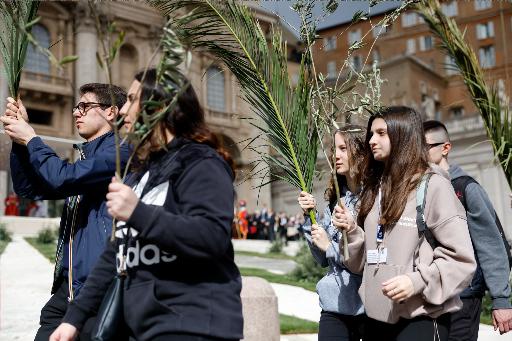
[4,192,19,216]
[237,200,249,239]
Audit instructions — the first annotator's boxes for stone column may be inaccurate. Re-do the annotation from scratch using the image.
[0,58,8,114]
[74,0,98,99]
[0,59,10,215]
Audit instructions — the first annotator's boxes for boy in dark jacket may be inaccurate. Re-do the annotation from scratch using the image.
[1,83,129,340]
[424,120,512,338]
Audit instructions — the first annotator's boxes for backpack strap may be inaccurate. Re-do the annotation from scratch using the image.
[451,175,478,209]
[452,175,512,269]
[416,173,437,249]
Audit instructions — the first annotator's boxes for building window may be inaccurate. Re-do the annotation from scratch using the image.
[372,24,387,38]
[119,44,138,90]
[350,55,362,71]
[323,36,337,51]
[419,81,427,95]
[372,49,380,64]
[25,24,50,75]
[450,106,464,118]
[476,21,494,39]
[441,1,458,17]
[27,109,53,125]
[478,45,496,68]
[402,12,417,28]
[206,66,226,112]
[327,61,336,79]
[406,38,416,54]
[419,36,433,51]
[348,29,361,45]
[445,55,458,75]
[475,0,492,11]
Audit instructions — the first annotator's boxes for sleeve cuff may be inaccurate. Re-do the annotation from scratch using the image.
[11,141,27,152]
[26,136,44,153]
[346,223,362,240]
[325,242,337,259]
[126,201,157,234]
[406,271,426,296]
[62,303,89,330]
[492,297,512,310]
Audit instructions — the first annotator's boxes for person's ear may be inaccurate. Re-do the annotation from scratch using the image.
[106,106,118,122]
[442,142,452,156]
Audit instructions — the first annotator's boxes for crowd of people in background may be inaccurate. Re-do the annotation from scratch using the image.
[233,201,305,244]
[2,59,511,340]
[4,192,48,217]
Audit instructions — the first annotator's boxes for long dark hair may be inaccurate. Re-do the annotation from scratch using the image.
[133,68,235,176]
[324,125,366,211]
[357,106,429,228]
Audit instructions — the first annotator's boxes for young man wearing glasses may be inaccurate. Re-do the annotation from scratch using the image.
[0,83,130,341]
[424,120,512,339]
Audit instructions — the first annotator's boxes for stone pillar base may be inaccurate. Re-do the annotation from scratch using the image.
[241,276,280,341]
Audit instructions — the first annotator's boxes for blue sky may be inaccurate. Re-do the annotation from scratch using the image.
[259,0,401,36]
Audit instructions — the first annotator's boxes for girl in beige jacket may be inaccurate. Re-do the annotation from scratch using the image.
[334,106,476,341]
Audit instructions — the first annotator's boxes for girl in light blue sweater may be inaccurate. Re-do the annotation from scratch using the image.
[298,125,366,341]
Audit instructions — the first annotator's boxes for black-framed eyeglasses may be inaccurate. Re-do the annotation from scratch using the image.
[427,142,445,149]
[72,102,111,116]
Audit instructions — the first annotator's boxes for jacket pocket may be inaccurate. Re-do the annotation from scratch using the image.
[124,280,182,339]
[362,264,406,323]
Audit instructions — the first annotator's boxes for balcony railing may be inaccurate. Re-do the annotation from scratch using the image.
[20,71,72,95]
[206,109,240,128]
[445,115,484,134]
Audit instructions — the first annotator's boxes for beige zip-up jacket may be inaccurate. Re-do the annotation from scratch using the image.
[343,169,476,323]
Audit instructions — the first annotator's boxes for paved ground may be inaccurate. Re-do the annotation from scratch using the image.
[0,235,53,340]
[1,238,510,341]
[232,239,301,257]
[235,254,297,274]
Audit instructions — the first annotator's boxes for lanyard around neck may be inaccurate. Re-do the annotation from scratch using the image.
[376,186,384,244]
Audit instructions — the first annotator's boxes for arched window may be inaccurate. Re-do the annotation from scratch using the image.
[206,66,226,111]
[119,44,138,90]
[25,24,50,74]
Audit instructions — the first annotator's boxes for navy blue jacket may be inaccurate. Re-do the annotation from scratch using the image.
[62,138,244,340]
[10,131,130,296]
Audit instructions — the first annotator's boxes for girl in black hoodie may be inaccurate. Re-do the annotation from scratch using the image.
[50,69,243,341]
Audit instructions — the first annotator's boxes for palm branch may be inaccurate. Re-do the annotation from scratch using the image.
[121,21,191,179]
[416,0,511,188]
[148,0,320,224]
[0,0,40,98]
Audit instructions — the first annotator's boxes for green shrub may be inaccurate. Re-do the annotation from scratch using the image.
[54,227,60,239]
[0,223,12,242]
[290,241,324,284]
[269,239,283,253]
[36,227,57,244]
[480,293,492,325]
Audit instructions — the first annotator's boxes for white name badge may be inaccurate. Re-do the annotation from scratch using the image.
[367,248,388,264]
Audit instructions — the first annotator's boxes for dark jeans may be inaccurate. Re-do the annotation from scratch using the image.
[34,281,96,341]
[448,297,482,341]
[152,334,238,341]
[319,311,366,341]
[365,313,451,341]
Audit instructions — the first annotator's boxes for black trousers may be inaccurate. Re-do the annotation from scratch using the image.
[34,281,96,341]
[448,297,482,341]
[152,334,238,341]
[365,313,451,341]
[318,311,366,341]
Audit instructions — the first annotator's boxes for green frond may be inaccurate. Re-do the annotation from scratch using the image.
[417,0,511,188]
[0,0,40,98]
[149,1,320,206]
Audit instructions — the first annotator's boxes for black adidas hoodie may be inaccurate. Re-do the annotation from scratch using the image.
[62,138,243,340]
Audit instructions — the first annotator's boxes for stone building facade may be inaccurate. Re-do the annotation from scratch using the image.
[0,1,303,216]
[313,1,512,234]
